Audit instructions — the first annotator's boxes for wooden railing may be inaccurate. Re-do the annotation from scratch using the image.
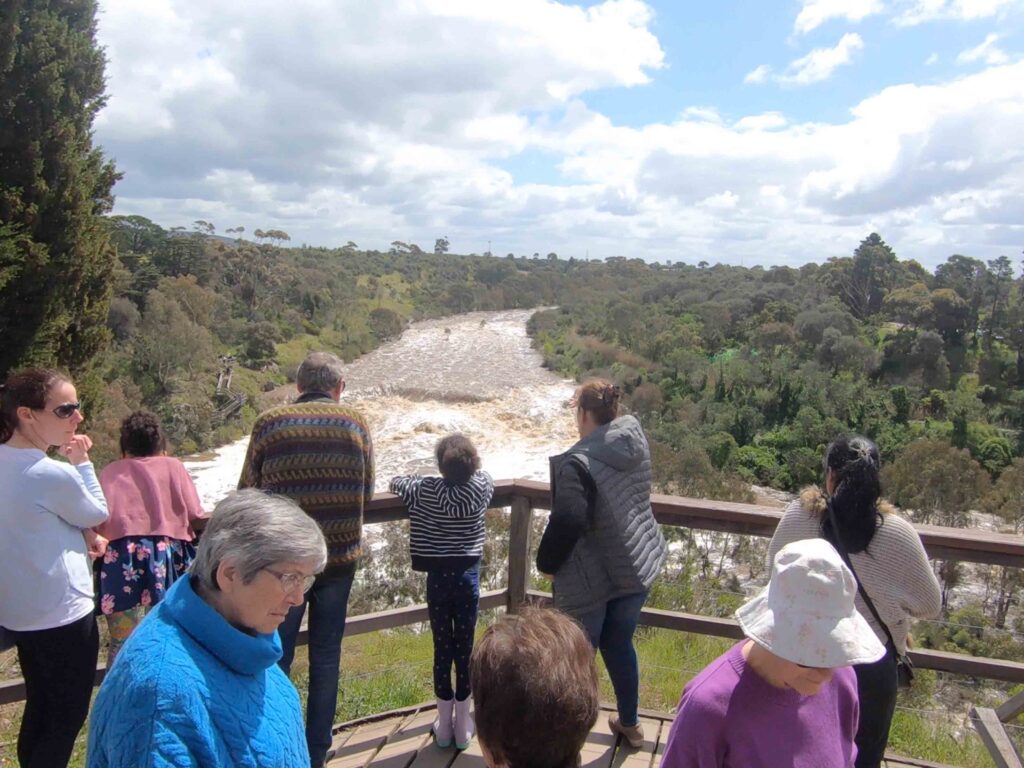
[3,480,1023,763]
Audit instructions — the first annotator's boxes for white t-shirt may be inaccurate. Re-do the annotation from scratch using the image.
[0,444,109,631]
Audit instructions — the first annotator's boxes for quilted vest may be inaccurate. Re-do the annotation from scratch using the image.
[549,415,667,616]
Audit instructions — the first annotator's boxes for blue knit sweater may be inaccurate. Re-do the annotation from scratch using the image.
[86,576,308,768]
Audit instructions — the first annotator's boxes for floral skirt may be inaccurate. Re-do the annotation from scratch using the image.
[98,535,195,615]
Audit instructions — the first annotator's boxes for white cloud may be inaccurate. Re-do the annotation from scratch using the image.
[734,112,789,131]
[894,0,1019,25]
[794,0,885,34]
[777,33,865,85]
[744,64,772,84]
[926,52,940,64]
[94,0,1024,268]
[956,33,1010,65]
[681,106,723,123]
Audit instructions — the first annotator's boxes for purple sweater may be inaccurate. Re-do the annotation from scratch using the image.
[662,643,859,768]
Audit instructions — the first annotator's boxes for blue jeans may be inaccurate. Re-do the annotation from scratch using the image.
[426,565,480,701]
[278,569,356,768]
[575,590,648,728]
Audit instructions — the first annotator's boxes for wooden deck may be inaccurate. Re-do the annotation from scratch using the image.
[324,702,956,768]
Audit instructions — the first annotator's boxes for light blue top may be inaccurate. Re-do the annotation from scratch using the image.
[86,575,309,768]
[0,444,108,631]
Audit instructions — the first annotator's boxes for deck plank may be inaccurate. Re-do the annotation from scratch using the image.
[329,714,410,768]
[580,710,618,768]
[370,710,437,768]
[329,703,963,768]
[610,716,661,768]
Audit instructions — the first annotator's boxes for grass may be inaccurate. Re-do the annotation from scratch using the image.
[0,620,998,768]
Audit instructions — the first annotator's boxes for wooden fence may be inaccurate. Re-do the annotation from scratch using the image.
[3,480,1023,764]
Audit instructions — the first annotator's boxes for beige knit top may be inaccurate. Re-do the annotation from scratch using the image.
[767,487,942,654]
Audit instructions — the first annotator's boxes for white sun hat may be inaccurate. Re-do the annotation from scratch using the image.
[736,538,886,668]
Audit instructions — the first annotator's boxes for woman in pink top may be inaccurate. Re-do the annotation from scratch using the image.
[96,411,205,663]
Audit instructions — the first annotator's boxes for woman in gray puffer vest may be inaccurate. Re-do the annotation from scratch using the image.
[537,378,667,749]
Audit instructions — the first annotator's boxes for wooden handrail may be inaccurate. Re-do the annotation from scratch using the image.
[5,481,1024,711]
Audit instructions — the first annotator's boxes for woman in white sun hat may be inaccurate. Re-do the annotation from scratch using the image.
[660,538,885,768]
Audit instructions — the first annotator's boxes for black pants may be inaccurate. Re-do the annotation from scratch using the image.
[854,644,898,768]
[15,612,99,768]
[426,565,479,701]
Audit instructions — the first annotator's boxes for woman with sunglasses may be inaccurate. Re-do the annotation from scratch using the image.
[87,490,327,768]
[0,367,109,768]
[95,410,205,665]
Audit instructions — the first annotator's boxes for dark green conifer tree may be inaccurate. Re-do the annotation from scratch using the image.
[0,0,120,376]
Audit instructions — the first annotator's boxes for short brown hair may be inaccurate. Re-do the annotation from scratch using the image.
[471,607,598,768]
[435,433,480,484]
[573,378,621,425]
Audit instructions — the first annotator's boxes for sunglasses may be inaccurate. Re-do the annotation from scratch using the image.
[48,402,82,419]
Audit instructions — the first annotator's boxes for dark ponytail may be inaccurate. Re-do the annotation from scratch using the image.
[0,368,68,444]
[820,434,883,554]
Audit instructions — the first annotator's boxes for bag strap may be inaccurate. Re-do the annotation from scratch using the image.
[825,499,898,652]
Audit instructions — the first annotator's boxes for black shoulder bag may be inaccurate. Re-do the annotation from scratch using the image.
[825,503,914,688]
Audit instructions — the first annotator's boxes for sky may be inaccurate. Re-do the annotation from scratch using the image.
[93,0,1024,269]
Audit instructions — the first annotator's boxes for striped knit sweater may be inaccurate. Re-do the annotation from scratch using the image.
[238,392,374,576]
[768,487,941,653]
[388,471,494,572]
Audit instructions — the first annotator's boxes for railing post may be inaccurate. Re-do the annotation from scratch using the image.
[507,495,534,613]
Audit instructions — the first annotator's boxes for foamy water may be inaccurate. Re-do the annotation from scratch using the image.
[183,310,576,509]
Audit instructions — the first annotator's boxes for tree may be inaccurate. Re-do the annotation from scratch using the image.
[984,255,1014,349]
[133,288,215,393]
[883,282,932,329]
[0,0,120,376]
[890,386,910,425]
[934,254,987,344]
[985,458,1024,534]
[243,321,279,363]
[821,233,900,320]
[368,307,404,341]
[434,237,449,255]
[884,439,989,527]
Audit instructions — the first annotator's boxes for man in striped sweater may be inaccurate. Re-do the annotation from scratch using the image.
[238,351,374,768]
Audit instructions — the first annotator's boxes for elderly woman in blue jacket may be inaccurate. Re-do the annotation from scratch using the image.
[87,489,328,768]
[537,378,667,750]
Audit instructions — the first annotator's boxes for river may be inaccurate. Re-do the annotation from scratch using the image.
[182,309,578,508]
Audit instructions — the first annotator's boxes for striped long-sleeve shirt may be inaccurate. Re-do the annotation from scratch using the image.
[239,392,374,576]
[389,471,494,572]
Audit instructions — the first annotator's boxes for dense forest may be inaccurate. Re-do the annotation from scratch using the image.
[54,220,1021,647]
[16,217,1024,534]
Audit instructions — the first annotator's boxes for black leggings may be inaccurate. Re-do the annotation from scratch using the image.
[854,645,898,768]
[15,612,99,768]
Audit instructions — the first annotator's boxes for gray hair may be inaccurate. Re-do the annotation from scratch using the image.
[192,489,327,591]
[296,351,345,394]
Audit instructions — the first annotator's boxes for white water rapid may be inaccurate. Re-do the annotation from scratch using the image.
[182,310,577,508]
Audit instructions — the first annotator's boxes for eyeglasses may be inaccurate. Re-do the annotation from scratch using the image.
[263,567,316,595]
[45,402,82,419]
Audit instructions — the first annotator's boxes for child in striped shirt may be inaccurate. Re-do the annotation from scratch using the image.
[389,434,494,751]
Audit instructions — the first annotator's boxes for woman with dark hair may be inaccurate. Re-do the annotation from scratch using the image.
[768,434,941,768]
[0,367,109,768]
[96,410,205,663]
[536,378,667,748]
